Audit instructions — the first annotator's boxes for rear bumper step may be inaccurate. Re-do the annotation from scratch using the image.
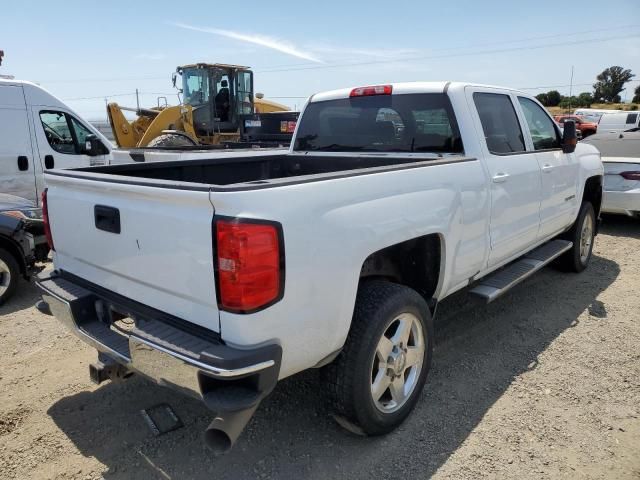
[470,239,573,302]
[37,273,281,404]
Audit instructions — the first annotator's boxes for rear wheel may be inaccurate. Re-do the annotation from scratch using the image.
[146,133,197,148]
[0,248,20,305]
[556,202,596,272]
[324,280,433,435]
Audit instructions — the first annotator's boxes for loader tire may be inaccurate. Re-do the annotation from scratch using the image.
[147,134,197,148]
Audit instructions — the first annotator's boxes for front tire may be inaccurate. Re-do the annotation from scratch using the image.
[556,202,596,272]
[0,248,20,305]
[324,280,433,435]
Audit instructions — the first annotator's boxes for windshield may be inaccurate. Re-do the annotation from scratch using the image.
[294,93,463,154]
[182,68,210,106]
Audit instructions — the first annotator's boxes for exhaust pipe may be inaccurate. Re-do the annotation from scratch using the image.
[204,404,258,454]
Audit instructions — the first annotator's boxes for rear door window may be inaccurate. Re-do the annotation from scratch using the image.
[473,93,525,154]
[293,93,463,154]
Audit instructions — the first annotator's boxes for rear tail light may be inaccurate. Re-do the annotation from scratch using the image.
[620,171,640,181]
[350,85,392,97]
[214,218,283,313]
[41,189,55,251]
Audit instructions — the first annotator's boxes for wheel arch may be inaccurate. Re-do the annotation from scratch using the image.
[0,236,27,276]
[582,175,603,218]
[358,233,444,311]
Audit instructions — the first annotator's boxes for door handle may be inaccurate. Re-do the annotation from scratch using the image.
[44,155,55,169]
[492,172,510,183]
[542,164,554,173]
[17,156,29,171]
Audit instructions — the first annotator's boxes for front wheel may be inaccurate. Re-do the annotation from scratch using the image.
[323,280,433,435]
[556,202,596,272]
[0,248,20,305]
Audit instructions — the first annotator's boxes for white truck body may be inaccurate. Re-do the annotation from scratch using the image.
[0,79,113,204]
[39,81,603,451]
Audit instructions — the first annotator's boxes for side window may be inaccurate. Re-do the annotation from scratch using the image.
[626,113,638,125]
[40,111,75,154]
[517,97,561,150]
[473,93,525,154]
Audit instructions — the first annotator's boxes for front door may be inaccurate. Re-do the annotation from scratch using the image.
[33,109,107,174]
[469,90,542,267]
[0,85,37,202]
[516,97,579,238]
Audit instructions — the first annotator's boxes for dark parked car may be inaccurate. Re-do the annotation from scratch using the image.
[0,194,49,304]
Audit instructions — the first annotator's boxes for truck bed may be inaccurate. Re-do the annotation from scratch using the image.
[55,153,470,191]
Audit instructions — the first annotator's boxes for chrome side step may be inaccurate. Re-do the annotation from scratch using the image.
[470,240,573,303]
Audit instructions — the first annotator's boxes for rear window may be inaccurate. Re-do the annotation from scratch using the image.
[293,93,463,154]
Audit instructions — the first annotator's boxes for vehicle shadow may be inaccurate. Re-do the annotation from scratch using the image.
[600,214,639,239]
[47,254,619,480]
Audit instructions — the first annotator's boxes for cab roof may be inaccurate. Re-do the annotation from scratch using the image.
[309,81,526,103]
[178,63,251,71]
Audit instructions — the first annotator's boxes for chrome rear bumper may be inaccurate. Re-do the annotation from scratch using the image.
[37,273,281,403]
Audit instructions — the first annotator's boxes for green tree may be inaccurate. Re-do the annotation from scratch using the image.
[546,90,562,106]
[593,66,635,103]
[536,92,549,106]
[576,92,594,107]
[632,85,640,104]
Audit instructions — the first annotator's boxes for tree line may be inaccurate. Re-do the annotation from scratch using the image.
[536,66,639,109]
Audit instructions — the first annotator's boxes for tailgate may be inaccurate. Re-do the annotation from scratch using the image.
[45,174,220,332]
[603,158,640,191]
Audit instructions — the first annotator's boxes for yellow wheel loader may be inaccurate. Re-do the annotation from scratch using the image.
[107,63,291,148]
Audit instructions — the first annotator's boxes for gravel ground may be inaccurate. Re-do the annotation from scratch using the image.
[0,216,638,480]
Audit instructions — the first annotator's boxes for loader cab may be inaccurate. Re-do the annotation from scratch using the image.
[178,63,254,135]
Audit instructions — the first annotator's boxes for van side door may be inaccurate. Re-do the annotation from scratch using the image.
[468,89,542,267]
[32,109,108,172]
[0,85,38,202]
[516,96,579,238]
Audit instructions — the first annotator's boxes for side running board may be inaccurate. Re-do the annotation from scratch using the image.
[470,240,573,303]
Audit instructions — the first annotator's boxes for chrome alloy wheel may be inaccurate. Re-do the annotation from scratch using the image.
[0,258,11,297]
[579,212,594,264]
[370,312,425,413]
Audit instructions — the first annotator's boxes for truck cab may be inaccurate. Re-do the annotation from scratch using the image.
[0,79,112,204]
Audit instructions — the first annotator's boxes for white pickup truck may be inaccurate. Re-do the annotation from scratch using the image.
[38,82,603,453]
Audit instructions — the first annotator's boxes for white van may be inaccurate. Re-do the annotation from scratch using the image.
[597,112,640,133]
[0,79,112,204]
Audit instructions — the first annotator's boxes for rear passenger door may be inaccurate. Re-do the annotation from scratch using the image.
[469,89,542,267]
[0,85,38,202]
[516,97,579,239]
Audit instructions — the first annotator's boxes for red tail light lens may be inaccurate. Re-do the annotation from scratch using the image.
[350,85,392,97]
[215,218,283,313]
[620,171,640,181]
[41,189,55,251]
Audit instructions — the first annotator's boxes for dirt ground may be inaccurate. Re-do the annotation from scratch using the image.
[1,217,639,480]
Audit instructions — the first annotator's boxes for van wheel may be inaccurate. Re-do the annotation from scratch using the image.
[0,249,20,305]
[556,202,596,273]
[323,280,433,435]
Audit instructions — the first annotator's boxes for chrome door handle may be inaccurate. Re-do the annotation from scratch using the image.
[492,172,510,183]
[542,164,554,173]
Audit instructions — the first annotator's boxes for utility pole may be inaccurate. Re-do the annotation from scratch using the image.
[568,65,574,112]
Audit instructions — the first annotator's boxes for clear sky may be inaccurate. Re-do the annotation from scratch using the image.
[2,0,639,119]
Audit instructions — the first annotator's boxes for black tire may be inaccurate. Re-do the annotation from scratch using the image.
[556,202,596,273]
[323,280,434,435]
[0,248,20,305]
[146,133,197,148]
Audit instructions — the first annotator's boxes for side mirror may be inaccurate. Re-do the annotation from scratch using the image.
[172,72,178,88]
[83,134,104,157]
[562,120,577,154]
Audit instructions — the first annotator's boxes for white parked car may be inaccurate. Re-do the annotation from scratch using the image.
[0,79,112,204]
[583,131,640,217]
[37,81,603,453]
